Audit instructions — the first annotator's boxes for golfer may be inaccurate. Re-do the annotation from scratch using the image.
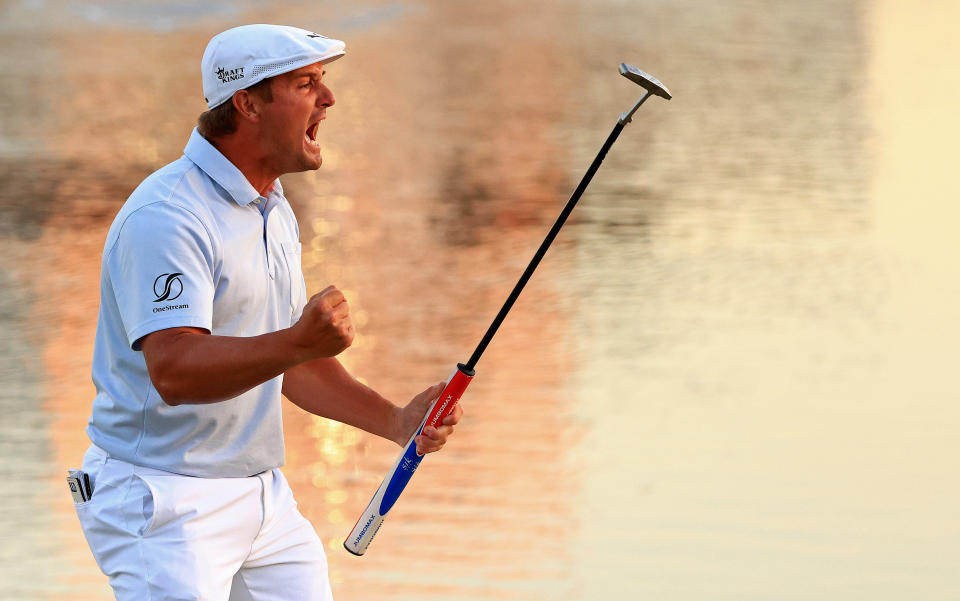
[73,24,461,600]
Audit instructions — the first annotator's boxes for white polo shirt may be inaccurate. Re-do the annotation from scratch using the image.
[87,128,308,477]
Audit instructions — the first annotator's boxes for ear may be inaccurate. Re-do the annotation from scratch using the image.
[232,90,261,123]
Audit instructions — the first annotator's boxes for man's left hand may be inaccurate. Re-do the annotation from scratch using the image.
[393,382,464,454]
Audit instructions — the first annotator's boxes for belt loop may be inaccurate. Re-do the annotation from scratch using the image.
[257,472,269,531]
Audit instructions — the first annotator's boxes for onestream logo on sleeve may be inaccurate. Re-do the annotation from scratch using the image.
[152,272,189,313]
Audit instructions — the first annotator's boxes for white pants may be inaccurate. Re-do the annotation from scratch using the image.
[74,445,333,601]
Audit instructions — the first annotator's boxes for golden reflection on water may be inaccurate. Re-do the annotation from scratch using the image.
[3,0,960,599]
[276,10,584,596]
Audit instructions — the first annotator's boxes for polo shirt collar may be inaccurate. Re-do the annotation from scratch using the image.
[183,127,279,207]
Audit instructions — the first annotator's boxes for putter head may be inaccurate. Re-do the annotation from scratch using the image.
[619,63,671,100]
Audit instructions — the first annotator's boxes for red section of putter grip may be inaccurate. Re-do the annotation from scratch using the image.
[422,364,474,432]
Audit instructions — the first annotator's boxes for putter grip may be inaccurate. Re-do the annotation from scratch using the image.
[344,363,475,556]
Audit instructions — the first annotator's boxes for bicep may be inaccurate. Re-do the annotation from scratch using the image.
[140,326,210,378]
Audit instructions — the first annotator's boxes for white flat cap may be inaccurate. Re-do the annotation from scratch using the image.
[201,24,345,109]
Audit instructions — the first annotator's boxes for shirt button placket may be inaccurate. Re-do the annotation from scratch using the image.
[262,203,276,281]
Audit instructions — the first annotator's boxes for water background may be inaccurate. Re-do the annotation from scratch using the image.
[1,0,958,599]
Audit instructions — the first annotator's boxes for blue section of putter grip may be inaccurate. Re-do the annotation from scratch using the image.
[379,441,425,515]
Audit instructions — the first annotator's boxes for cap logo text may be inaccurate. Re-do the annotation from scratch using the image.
[216,66,245,84]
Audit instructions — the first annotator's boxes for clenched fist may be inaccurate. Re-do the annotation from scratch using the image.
[289,285,355,360]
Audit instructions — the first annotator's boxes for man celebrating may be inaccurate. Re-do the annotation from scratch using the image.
[74,24,461,600]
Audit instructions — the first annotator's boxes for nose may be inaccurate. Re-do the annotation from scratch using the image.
[318,82,335,108]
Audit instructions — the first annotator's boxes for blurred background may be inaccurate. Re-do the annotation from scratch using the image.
[1,0,958,599]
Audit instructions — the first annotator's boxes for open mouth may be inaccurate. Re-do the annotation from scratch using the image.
[305,122,321,147]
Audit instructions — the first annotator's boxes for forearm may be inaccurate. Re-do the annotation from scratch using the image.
[282,357,403,444]
[144,327,308,405]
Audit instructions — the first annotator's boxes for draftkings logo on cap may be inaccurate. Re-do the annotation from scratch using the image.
[201,24,346,109]
[215,66,245,84]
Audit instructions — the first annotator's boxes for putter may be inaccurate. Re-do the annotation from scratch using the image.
[464,63,671,369]
[344,63,672,556]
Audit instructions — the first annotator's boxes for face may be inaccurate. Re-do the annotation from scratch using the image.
[255,62,335,175]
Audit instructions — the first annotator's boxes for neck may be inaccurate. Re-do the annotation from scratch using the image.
[206,132,278,196]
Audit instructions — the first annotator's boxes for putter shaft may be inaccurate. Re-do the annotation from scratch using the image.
[465,119,627,371]
[467,64,669,370]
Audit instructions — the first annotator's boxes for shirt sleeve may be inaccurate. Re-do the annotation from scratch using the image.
[106,202,217,350]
